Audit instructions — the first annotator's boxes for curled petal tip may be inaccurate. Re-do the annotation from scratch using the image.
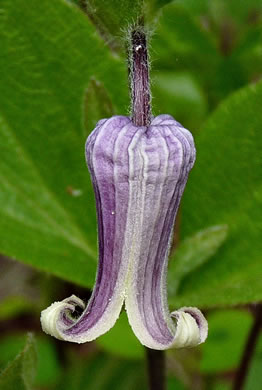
[40,295,85,342]
[170,307,208,349]
[40,288,124,343]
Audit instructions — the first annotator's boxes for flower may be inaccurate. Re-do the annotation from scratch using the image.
[41,114,208,350]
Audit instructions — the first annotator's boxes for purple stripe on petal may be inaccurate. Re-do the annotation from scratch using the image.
[41,114,207,349]
[42,117,134,342]
[125,115,207,349]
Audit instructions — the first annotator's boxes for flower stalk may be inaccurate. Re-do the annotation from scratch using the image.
[146,347,166,390]
[130,28,151,127]
[233,304,262,390]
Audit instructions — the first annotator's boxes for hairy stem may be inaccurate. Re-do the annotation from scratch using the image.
[233,304,262,390]
[129,28,151,127]
[129,24,163,390]
[146,348,166,390]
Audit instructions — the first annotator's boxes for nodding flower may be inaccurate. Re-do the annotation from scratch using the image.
[41,114,208,350]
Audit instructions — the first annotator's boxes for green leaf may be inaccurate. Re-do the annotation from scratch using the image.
[0,334,61,388]
[73,0,179,42]
[0,333,37,390]
[177,79,262,308]
[152,71,207,129]
[0,0,128,287]
[57,351,146,390]
[83,0,143,47]
[151,2,262,105]
[151,3,218,71]
[168,225,228,299]
[34,337,61,387]
[97,311,144,359]
[150,2,226,108]
[83,78,115,137]
[200,310,252,373]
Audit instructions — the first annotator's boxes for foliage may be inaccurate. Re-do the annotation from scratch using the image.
[0,334,37,390]
[0,0,127,287]
[178,79,262,308]
[168,225,228,301]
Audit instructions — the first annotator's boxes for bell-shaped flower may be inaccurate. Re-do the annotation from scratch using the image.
[41,114,208,350]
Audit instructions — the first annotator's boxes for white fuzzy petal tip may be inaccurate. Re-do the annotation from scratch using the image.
[170,307,208,349]
[40,295,85,341]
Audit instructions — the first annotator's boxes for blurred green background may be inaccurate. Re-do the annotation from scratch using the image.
[0,0,262,388]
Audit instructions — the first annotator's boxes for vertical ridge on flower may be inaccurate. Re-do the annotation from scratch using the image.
[41,114,208,349]
[42,116,130,342]
[123,114,206,349]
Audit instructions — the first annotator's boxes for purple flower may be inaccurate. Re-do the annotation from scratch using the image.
[41,114,208,350]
